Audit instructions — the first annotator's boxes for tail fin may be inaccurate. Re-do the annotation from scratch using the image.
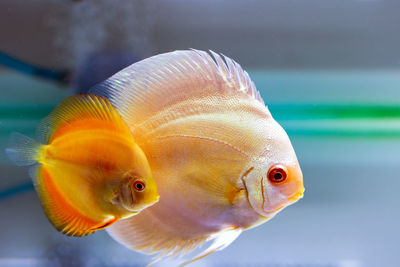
[5,132,41,166]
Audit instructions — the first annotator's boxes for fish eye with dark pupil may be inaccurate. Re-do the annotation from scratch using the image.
[274,172,282,180]
[267,165,287,184]
[133,180,145,192]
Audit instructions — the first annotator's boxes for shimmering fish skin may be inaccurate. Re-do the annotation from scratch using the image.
[90,50,304,263]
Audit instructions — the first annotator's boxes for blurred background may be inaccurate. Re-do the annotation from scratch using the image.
[1,0,400,266]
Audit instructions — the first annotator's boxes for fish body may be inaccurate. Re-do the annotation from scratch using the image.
[91,50,304,263]
[6,94,159,236]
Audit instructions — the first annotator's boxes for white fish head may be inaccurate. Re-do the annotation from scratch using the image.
[241,118,304,218]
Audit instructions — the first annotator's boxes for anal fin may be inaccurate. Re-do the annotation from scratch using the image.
[179,228,242,266]
[107,204,243,266]
[32,165,115,236]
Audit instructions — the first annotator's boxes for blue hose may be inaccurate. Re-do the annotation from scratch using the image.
[0,51,70,84]
[0,182,34,200]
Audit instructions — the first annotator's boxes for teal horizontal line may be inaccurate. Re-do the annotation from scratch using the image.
[1,103,400,119]
[1,104,400,138]
[269,104,400,120]
[0,106,54,119]
[286,129,400,139]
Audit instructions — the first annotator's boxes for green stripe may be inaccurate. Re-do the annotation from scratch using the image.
[0,106,54,119]
[270,104,400,120]
[1,104,400,138]
[1,103,399,119]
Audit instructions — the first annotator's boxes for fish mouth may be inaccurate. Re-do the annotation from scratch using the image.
[289,187,304,202]
[127,193,159,213]
[149,195,160,206]
[262,188,305,215]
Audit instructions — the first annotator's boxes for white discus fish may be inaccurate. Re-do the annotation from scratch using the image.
[91,49,304,265]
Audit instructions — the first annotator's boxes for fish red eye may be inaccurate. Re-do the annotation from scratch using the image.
[133,180,145,192]
[267,165,287,184]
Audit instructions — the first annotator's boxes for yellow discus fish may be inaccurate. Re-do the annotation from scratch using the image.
[6,94,159,237]
[91,50,304,264]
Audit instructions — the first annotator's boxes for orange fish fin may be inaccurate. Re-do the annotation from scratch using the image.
[91,217,118,231]
[31,165,116,237]
[90,50,264,135]
[36,93,131,144]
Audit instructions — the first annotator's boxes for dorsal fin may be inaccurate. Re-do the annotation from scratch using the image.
[37,94,131,144]
[90,50,264,131]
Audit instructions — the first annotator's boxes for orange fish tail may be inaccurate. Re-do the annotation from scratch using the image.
[5,132,42,166]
